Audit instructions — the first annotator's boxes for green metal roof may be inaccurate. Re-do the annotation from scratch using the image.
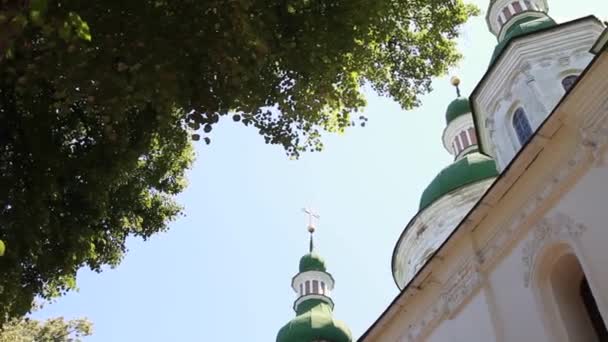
[446,97,471,124]
[419,152,498,210]
[276,299,352,342]
[299,252,326,272]
[491,15,557,64]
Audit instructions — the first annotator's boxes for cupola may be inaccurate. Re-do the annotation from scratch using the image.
[276,210,352,342]
[392,81,499,288]
[486,0,550,38]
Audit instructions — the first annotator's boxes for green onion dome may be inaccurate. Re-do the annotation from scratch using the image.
[299,252,326,272]
[276,299,352,342]
[491,15,557,63]
[419,152,498,210]
[445,97,471,124]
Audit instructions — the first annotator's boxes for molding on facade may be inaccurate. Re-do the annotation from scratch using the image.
[399,134,598,341]
[521,213,588,287]
[473,19,603,168]
[443,261,483,318]
[579,98,608,167]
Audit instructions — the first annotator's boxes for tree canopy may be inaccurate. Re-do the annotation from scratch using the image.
[0,0,477,323]
[0,316,92,342]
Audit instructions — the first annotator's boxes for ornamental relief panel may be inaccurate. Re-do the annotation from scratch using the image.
[400,138,593,342]
[521,212,588,287]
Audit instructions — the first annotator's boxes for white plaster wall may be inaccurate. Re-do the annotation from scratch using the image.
[491,48,594,169]
[552,161,608,315]
[473,19,604,170]
[362,53,608,342]
[487,241,551,342]
[426,292,496,342]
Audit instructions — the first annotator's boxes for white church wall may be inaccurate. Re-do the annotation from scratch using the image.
[361,37,608,342]
[486,240,551,342]
[472,18,604,171]
[426,292,496,342]
[550,160,608,317]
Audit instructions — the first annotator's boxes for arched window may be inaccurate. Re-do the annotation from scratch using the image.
[312,280,319,294]
[542,251,608,341]
[581,277,608,340]
[512,108,533,145]
[562,75,579,91]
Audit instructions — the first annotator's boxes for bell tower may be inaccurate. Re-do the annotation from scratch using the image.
[276,209,352,342]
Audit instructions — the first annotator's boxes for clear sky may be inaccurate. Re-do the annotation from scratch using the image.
[34,1,606,341]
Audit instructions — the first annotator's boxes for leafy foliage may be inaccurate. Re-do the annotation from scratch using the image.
[0,0,477,322]
[0,316,92,342]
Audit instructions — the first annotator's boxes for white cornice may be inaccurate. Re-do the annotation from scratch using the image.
[473,18,604,153]
[359,45,608,342]
[294,294,334,312]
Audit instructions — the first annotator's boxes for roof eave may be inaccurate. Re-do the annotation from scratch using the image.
[358,27,608,342]
[471,15,602,156]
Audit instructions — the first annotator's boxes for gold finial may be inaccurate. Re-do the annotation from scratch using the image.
[450,76,462,97]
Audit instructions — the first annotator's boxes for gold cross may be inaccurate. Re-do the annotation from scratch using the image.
[302,208,320,233]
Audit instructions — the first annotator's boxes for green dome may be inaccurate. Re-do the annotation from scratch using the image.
[419,152,498,210]
[445,97,471,124]
[299,252,326,272]
[277,299,352,342]
[491,15,557,64]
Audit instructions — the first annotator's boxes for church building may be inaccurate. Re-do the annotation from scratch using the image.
[277,0,608,341]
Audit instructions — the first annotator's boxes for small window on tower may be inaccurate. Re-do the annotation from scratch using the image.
[468,128,478,145]
[312,280,319,294]
[455,137,463,153]
[502,7,513,22]
[459,131,470,149]
[300,283,303,295]
[524,0,536,10]
[512,1,523,13]
[321,282,326,294]
[305,281,311,294]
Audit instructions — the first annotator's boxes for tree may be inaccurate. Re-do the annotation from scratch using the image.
[0,0,478,322]
[0,316,92,342]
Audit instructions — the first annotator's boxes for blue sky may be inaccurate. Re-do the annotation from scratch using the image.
[34,1,606,341]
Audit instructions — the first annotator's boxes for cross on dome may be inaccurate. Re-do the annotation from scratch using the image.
[302,208,320,252]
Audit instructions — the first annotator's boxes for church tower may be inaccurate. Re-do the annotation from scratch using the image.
[276,212,352,342]
[392,81,499,289]
[471,0,605,170]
